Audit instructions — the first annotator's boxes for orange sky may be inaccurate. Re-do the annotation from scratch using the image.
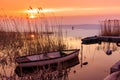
[0,0,120,17]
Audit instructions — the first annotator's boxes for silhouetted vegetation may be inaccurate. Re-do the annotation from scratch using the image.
[0,16,67,79]
[0,16,66,55]
[100,19,120,36]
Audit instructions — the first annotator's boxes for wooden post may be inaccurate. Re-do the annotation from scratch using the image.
[80,44,83,68]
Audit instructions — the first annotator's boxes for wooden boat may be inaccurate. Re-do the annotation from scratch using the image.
[104,71,120,80]
[110,60,120,74]
[104,60,120,80]
[82,36,100,44]
[15,49,80,77]
[15,49,80,67]
[82,36,120,46]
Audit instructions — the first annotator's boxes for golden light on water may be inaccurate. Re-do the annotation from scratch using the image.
[31,34,35,38]
[29,15,36,18]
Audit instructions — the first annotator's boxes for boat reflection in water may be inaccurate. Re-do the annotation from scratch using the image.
[15,50,80,80]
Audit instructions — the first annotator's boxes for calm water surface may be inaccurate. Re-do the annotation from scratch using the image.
[64,27,120,80]
[0,25,120,80]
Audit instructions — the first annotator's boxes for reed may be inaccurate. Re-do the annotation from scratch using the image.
[100,19,120,36]
[0,15,67,79]
[0,16,66,54]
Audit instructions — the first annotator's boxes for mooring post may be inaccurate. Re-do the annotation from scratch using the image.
[80,44,83,68]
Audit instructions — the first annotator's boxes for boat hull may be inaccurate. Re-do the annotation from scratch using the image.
[16,49,80,67]
[82,36,120,45]
[15,49,80,77]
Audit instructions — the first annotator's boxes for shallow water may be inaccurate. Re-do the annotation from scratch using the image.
[63,27,120,80]
[0,25,120,80]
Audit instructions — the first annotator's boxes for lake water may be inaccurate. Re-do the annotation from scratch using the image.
[0,24,120,80]
[62,25,120,80]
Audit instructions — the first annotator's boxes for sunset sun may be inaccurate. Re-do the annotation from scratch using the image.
[29,14,36,18]
[24,7,55,18]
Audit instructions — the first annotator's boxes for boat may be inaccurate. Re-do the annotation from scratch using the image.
[15,49,80,77]
[104,71,120,80]
[82,36,120,46]
[110,60,120,74]
[81,36,101,44]
[104,60,120,80]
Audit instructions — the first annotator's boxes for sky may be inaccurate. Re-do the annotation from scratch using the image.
[0,0,120,24]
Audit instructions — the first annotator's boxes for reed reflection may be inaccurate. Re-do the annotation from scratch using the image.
[97,42,118,55]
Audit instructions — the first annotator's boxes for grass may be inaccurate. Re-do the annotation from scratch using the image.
[100,19,120,36]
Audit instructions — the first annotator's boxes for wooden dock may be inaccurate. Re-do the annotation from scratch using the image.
[82,36,120,46]
[110,60,120,74]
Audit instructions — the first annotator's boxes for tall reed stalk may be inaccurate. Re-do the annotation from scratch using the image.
[0,15,67,79]
[0,16,66,55]
[100,19,120,36]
